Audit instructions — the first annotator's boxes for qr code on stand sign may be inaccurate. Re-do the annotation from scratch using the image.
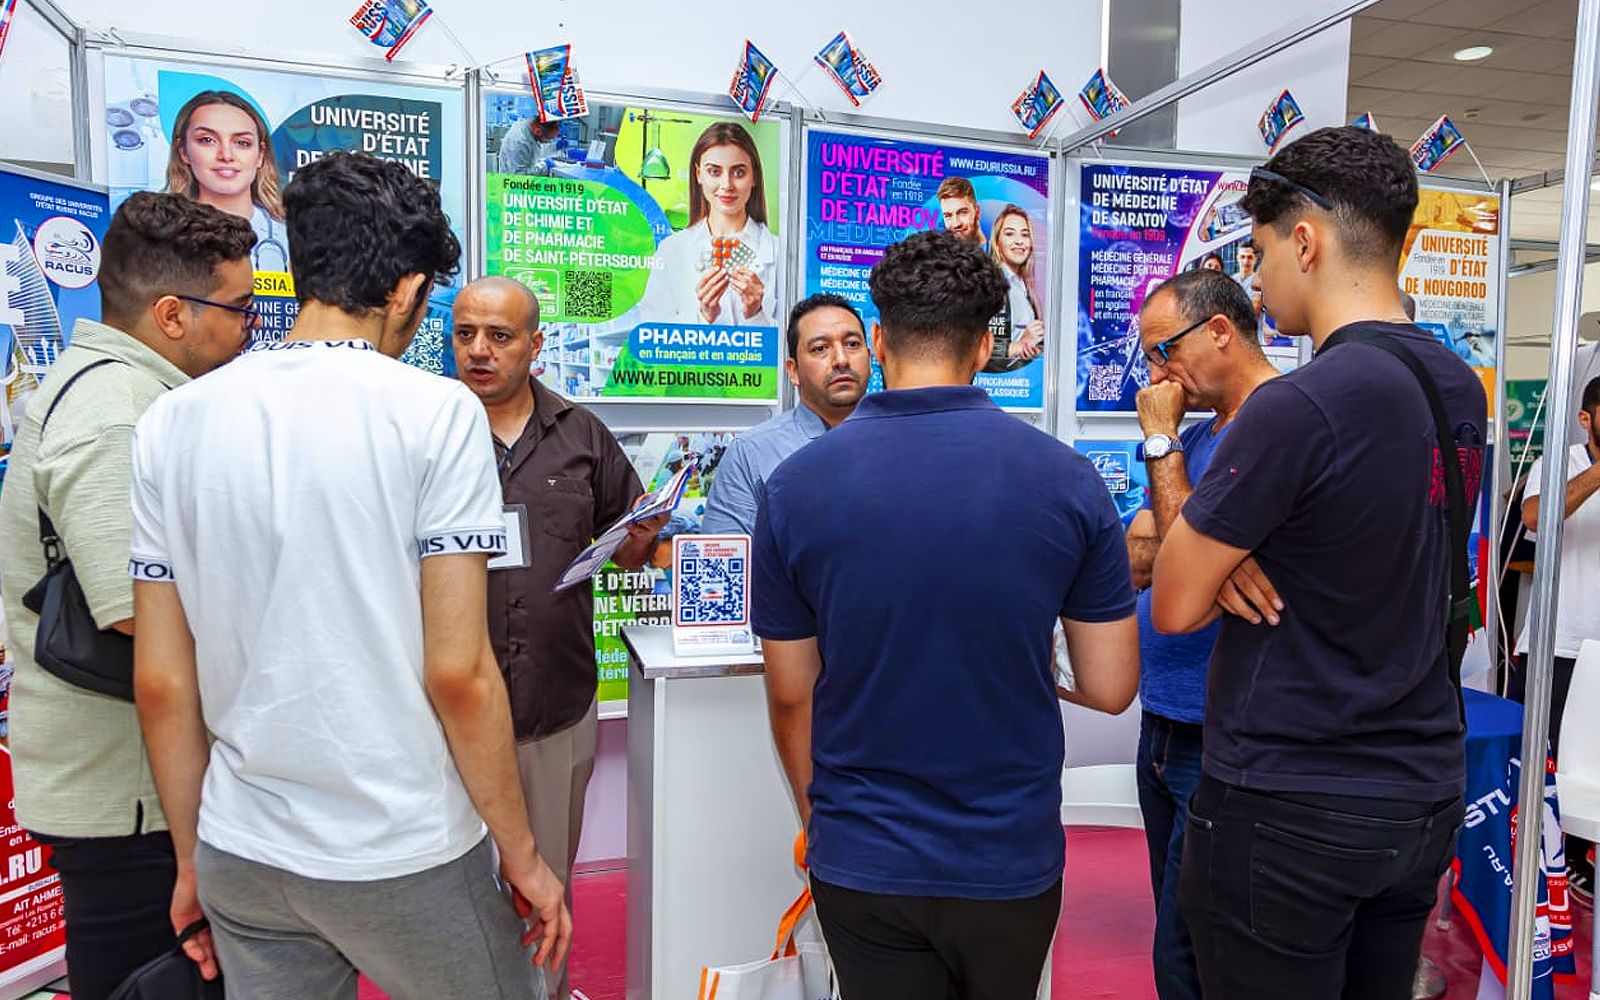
[676,545,748,626]
[563,270,612,319]
[1087,364,1122,402]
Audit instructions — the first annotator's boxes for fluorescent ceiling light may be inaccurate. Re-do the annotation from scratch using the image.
[1453,46,1494,62]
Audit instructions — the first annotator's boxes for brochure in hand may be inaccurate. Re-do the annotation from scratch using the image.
[552,460,695,593]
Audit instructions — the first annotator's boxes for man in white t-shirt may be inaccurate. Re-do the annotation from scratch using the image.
[130,151,568,999]
[1516,373,1600,906]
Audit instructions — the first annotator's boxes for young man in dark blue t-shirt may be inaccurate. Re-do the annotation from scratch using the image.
[1126,268,1280,1000]
[753,231,1140,1000]
[1151,127,1486,999]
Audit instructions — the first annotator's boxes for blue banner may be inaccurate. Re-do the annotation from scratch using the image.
[0,165,109,486]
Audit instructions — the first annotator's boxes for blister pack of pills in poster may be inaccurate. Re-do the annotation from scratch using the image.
[698,239,756,273]
[673,536,750,628]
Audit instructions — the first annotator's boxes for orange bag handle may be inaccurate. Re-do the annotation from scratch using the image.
[770,886,814,960]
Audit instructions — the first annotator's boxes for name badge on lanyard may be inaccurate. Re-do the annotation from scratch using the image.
[489,504,533,571]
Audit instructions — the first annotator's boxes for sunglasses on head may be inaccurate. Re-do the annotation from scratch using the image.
[1249,167,1334,212]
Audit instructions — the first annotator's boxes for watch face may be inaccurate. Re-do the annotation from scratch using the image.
[1144,434,1176,459]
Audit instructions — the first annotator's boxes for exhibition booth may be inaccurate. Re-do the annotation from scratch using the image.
[0,0,1594,998]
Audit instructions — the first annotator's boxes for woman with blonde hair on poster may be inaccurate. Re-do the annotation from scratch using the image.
[640,121,779,326]
[986,203,1045,372]
[165,90,289,271]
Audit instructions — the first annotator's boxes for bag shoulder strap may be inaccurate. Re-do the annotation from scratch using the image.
[34,358,128,561]
[1332,330,1474,665]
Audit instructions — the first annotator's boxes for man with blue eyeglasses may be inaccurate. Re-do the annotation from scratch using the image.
[1125,267,1278,1000]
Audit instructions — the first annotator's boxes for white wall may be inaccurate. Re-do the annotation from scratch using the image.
[0,3,76,166]
[1175,1,1351,156]
[48,0,1102,136]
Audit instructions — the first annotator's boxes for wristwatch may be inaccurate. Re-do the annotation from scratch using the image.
[1136,433,1184,462]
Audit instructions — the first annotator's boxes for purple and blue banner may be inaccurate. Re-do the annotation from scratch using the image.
[804,129,1051,410]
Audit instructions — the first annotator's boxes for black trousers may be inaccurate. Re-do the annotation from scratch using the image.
[810,875,1061,1000]
[1178,776,1462,1000]
[1508,654,1576,756]
[33,831,178,1000]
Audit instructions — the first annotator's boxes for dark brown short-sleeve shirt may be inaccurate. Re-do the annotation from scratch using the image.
[489,379,642,740]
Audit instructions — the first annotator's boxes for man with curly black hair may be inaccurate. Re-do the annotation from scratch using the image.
[754,230,1139,1000]
[0,191,255,1000]
[1152,126,1486,999]
[130,152,565,999]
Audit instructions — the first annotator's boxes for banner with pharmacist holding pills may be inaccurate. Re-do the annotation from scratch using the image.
[483,94,785,402]
[95,53,468,375]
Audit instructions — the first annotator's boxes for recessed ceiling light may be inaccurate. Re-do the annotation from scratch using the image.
[1454,45,1495,61]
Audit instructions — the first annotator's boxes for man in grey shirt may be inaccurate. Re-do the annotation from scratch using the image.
[702,293,871,536]
[0,192,256,1000]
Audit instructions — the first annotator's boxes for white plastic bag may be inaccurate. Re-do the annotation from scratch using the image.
[697,889,832,1000]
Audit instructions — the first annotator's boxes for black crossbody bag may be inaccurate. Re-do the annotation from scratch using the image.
[1323,329,1475,680]
[106,919,225,1000]
[19,358,138,701]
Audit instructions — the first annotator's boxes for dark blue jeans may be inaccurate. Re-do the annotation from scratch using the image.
[1135,711,1205,1000]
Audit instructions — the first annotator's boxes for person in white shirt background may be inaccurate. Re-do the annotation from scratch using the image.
[988,203,1045,369]
[639,121,778,327]
[163,90,290,273]
[1514,373,1600,906]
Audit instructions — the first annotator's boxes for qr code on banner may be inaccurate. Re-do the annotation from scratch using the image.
[677,556,747,625]
[1087,364,1123,402]
[563,270,612,319]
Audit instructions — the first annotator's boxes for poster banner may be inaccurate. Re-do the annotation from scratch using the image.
[1401,187,1501,411]
[591,431,736,702]
[1505,379,1547,470]
[99,54,468,375]
[0,165,110,485]
[0,740,64,995]
[484,95,785,402]
[1076,162,1289,413]
[803,129,1051,411]
[1073,439,1148,527]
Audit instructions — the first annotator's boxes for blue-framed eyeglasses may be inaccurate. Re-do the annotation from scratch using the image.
[176,294,261,328]
[1249,167,1335,212]
[1144,316,1208,368]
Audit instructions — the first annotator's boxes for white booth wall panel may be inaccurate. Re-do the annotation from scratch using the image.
[54,0,1103,136]
[1175,1,1352,157]
[0,3,76,169]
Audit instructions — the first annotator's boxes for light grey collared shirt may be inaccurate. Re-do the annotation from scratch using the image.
[702,403,829,536]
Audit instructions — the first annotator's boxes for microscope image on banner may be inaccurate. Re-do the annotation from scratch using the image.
[803,129,1052,411]
[98,54,468,375]
[483,94,785,401]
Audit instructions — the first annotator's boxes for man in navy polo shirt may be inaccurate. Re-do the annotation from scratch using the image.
[1126,268,1280,1000]
[753,231,1140,1000]
[1151,127,1486,999]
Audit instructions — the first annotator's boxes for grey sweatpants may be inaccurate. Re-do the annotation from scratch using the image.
[195,836,546,1000]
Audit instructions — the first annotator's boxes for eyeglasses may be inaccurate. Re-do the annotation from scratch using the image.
[1144,316,1208,368]
[1249,167,1335,212]
[176,294,261,329]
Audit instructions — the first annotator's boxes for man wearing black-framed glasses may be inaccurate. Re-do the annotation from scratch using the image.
[0,191,256,1000]
[1125,268,1278,1000]
[1151,127,1486,1000]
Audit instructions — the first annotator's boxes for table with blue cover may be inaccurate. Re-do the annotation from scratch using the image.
[1451,688,1578,998]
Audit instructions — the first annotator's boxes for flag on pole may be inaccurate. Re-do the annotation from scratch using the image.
[1351,111,1379,132]
[1077,67,1130,123]
[1411,115,1468,173]
[1012,71,1065,139]
[525,45,588,122]
[1257,89,1306,151]
[348,0,433,62]
[728,41,779,122]
[814,31,883,106]
[0,0,19,66]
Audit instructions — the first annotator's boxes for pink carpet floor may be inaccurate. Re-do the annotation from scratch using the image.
[351,827,1600,999]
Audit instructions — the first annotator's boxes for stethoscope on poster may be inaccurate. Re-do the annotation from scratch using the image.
[253,213,290,273]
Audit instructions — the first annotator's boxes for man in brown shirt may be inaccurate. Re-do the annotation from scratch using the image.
[453,276,665,999]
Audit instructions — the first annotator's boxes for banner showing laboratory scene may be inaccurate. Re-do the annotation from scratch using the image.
[804,129,1051,411]
[0,165,109,486]
[1401,186,1501,411]
[592,430,737,702]
[484,94,785,402]
[1076,161,1293,414]
[98,53,468,374]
